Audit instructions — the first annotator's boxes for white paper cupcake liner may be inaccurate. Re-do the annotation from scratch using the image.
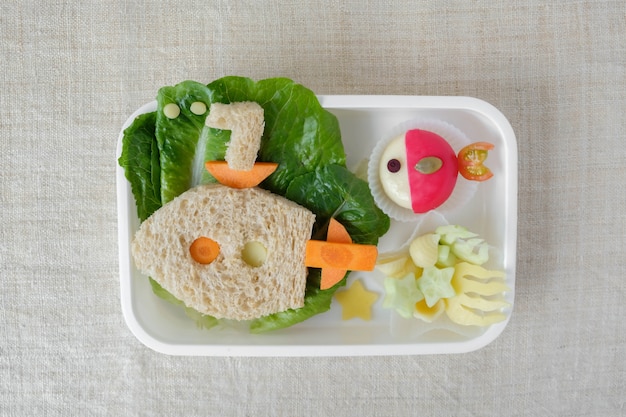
[368,118,477,222]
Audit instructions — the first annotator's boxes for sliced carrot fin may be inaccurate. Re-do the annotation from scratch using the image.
[321,268,348,290]
[205,161,278,189]
[327,218,352,244]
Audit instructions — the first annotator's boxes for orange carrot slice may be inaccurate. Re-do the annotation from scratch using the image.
[205,161,278,189]
[320,219,353,289]
[321,269,348,290]
[305,240,377,271]
[327,218,352,244]
[189,236,220,264]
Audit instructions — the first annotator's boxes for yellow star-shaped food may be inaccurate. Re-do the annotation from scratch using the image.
[334,279,379,321]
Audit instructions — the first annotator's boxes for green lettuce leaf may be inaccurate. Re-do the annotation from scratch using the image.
[285,164,390,245]
[155,80,213,203]
[118,111,161,222]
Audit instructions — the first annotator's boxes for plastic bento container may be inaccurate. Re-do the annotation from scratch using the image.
[116,95,517,356]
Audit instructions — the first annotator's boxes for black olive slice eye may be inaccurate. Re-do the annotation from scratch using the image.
[387,158,401,173]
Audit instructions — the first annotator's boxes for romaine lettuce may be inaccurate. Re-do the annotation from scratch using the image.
[118,111,161,222]
[155,80,213,203]
[284,164,389,245]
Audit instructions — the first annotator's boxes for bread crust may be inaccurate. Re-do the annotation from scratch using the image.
[131,184,315,321]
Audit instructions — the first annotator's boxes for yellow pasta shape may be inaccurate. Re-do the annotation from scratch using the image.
[445,262,509,326]
[414,298,445,322]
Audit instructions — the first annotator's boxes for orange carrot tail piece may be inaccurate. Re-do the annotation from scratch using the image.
[205,161,278,189]
[307,218,378,290]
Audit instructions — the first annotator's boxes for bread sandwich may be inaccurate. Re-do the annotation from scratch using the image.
[131,184,315,320]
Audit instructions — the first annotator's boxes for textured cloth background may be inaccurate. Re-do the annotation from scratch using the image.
[1,1,625,416]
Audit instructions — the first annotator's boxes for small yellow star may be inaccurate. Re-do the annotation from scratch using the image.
[335,279,379,321]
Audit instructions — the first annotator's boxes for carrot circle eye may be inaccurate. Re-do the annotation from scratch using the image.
[189,237,220,264]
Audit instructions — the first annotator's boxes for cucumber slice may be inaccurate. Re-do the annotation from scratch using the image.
[436,244,458,268]
[451,238,489,265]
[382,273,424,319]
[416,266,455,308]
[436,225,478,245]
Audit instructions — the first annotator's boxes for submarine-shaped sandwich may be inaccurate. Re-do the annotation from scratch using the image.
[131,102,376,321]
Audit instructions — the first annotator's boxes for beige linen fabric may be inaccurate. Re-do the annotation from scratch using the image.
[1,1,625,416]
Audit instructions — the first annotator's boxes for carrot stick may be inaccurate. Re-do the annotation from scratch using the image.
[189,236,220,264]
[305,240,377,271]
[205,161,278,189]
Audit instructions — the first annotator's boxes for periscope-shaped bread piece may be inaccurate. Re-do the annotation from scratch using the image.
[131,184,316,321]
[205,101,265,171]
